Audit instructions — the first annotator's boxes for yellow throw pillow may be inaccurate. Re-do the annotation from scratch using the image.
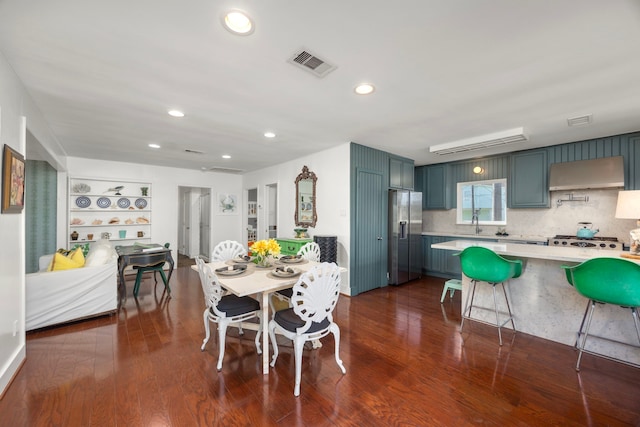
[68,247,85,267]
[47,251,84,271]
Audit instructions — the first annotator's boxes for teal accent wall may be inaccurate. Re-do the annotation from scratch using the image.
[25,160,57,273]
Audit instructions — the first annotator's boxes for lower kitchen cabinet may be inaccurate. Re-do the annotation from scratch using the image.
[422,235,497,278]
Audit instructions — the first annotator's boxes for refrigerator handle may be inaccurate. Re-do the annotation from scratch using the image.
[399,221,407,239]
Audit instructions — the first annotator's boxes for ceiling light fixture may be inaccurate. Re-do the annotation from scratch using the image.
[168,109,184,117]
[355,83,375,95]
[148,143,161,149]
[430,127,528,155]
[222,155,231,159]
[264,132,276,138]
[222,10,254,35]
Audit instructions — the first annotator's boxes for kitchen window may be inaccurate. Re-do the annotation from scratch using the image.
[456,178,507,225]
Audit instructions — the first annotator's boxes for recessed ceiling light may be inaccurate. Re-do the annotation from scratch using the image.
[168,109,184,117]
[264,132,276,138]
[222,10,254,35]
[222,155,231,159]
[355,83,375,95]
[148,143,161,149]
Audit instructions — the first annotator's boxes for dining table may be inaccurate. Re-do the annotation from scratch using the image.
[192,258,346,374]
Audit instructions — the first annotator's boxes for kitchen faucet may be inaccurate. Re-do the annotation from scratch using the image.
[471,208,482,235]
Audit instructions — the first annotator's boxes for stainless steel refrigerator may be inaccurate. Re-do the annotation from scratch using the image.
[388,190,423,285]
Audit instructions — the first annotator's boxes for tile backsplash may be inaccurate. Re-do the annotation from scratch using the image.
[424,188,636,243]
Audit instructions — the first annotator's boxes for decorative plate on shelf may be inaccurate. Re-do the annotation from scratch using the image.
[75,196,91,208]
[135,198,147,209]
[72,183,91,194]
[117,198,130,209]
[97,197,111,208]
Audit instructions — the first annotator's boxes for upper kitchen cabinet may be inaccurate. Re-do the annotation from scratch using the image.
[508,149,549,208]
[423,164,451,209]
[389,156,414,189]
[626,135,640,190]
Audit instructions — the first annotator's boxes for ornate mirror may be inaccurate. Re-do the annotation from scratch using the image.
[294,166,317,228]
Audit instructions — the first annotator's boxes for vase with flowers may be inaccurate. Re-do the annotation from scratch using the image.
[250,238,281,268]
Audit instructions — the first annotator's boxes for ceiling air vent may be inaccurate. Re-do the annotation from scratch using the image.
[567,114,593,126]
[204,166,244,174]
[429,127,528,155]
[288,49,337,78]
[184,149,205,154]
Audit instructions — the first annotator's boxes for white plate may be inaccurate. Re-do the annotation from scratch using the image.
[216,266,246,276]
[272,267,300,278]
[234,256,253,264]
[280,256,303,264]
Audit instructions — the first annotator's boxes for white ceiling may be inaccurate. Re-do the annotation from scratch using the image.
[1,0,640,173]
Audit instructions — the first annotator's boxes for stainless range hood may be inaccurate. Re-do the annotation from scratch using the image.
[548,156,624,191]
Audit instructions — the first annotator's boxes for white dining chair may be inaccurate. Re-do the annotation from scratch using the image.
[297,242,321,262]
[211,240,247,262]
[268,262,346,396]
[195,256,262,371]
[271,241,323,313]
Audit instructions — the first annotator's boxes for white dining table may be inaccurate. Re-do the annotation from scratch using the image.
[192,259,339,374]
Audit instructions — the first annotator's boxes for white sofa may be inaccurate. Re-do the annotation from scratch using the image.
[26,252,118,331]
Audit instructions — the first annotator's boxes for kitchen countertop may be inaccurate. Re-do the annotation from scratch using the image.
[430,239,627,263]
[422,232,548,243]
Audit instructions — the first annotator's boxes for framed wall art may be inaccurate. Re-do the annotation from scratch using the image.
[217,193,237,215]
[2,144,26,213]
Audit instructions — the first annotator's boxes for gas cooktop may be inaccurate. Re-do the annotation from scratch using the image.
[548,235,622,250]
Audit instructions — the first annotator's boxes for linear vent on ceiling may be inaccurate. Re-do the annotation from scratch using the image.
[567,114,593,126]
[288,49,337,78]
[185,149,205,154]
[429,127,528,155]
[205,166,244,174]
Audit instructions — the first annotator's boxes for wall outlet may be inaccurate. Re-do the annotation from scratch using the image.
[13,320,18,337]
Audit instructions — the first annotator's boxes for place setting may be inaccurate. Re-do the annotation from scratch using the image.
[277,255,307,265]
[268,265,301,279]
[214,264,251,278]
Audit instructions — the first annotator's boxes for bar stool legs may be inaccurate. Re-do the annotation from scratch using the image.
[460,278,516,346]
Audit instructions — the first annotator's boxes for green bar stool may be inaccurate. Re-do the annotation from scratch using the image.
[440,279,462,303]
[455,246,523,345]
[562,258,640,371]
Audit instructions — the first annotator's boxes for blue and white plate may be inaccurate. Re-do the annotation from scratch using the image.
[75,196,91,208]
[97,197,111,208]
[135,198,147,209]
[117,198,130,209]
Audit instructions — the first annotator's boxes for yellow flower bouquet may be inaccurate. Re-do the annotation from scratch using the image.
[250,238,281,267]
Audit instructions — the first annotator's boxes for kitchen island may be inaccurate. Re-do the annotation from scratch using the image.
[432,240,639,366]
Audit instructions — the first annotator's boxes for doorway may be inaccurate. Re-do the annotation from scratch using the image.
[178,186,211,261]
[266,183,278,239]
[247,188,257,245]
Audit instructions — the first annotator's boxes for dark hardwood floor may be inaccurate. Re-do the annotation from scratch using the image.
[2,265,639,426]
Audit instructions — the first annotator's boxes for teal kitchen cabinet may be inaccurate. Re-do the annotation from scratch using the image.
[423,235,498,279]
[389,156,414,189]
[424,164,450,210]
[509,149,549,208]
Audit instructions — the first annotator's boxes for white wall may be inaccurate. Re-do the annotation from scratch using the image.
[65,157,244,260]
[243,143,351,294]
[0,51,69,396]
